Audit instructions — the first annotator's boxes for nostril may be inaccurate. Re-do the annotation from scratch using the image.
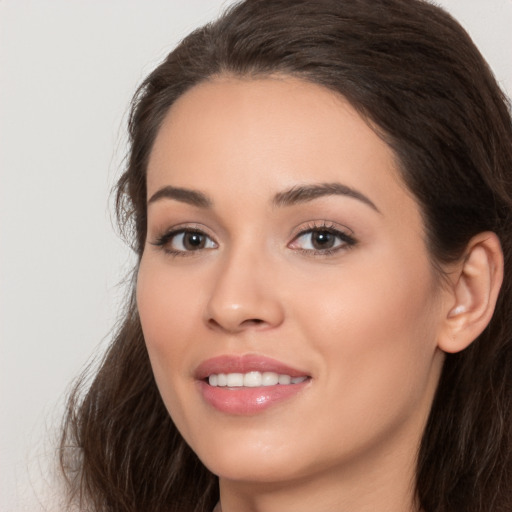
[206,316,266,333]
[241,318,265,326]
[207,318,222,329]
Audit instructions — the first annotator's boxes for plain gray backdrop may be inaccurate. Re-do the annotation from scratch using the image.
[1,1,511,510]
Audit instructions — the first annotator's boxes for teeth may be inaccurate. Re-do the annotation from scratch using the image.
[278,374,291,385]
[208,371,307,387]
[262,372,279,386]
[226,373,244,387]
[244,371,262,387]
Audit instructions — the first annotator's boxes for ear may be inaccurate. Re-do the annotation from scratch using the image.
[438,232,503,354]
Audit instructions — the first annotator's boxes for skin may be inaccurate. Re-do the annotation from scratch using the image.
[137,76,453,512]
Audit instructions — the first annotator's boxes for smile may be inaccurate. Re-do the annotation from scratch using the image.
[196,355,311,414]
[208,371,308,387]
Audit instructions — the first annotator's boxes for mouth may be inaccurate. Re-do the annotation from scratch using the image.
[195,355,311,415]
[206,371,308,387]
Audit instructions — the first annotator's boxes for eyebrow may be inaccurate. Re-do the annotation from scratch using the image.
[147,182,379,213]
[273,182,380,212]
[148,186,212,208]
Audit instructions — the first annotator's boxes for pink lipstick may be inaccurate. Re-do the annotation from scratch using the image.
[195,354,311,415]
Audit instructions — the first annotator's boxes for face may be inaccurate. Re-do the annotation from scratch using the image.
[137,77,447,487]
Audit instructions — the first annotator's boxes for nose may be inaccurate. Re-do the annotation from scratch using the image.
[204,247,285,334]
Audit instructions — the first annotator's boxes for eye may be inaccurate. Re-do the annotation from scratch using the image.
[289,224,356,255]
[152,228,217,255]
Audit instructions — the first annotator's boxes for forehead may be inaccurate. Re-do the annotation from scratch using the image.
[147,76,416,220]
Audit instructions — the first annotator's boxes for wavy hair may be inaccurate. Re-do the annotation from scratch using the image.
[60,1,512,510]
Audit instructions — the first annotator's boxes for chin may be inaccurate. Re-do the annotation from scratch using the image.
[205,455,307,485]
[189,428,308,483]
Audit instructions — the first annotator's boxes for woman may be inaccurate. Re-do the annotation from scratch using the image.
[60,0,512,510]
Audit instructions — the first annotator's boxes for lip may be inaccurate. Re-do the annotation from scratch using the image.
[195,354,309,380]
[195,354,311,415]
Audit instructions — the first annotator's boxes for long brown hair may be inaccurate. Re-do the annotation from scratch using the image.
[60,1,512,510]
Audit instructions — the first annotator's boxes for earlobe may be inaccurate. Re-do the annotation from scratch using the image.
[438,232,503,354]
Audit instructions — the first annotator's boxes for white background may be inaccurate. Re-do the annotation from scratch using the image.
[1,1,511,510]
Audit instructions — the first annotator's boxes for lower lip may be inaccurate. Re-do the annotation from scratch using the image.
[198,380,309,415]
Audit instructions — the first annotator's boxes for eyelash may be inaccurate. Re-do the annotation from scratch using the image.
[288,221,357,256]
[151,226,218,257]
[151,222,357,257]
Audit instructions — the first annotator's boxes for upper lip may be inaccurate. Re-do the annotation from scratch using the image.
[195,354,309,380]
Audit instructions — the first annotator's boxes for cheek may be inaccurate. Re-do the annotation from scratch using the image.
[137,258,202,351]
[136,262,213,449]
[292,251,442,414]
[136,260,201,407]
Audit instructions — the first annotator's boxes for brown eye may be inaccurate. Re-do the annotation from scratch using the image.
[182,232,207,250]
[289,226,356,254]
[310,230,336,250]
[154,229,217,254]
